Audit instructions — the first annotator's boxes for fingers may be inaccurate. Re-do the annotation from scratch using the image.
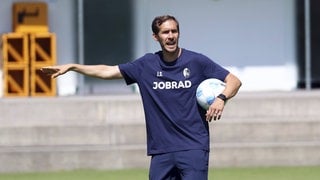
[206,109,222,122]
[213,110,222,121]
[40,67,60,78]
[205,99,225,122]
[41,67,58,74]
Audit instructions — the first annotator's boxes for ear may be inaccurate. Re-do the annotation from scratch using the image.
[152,33,159,41]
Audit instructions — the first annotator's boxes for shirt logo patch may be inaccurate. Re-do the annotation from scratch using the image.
[183,68,190,79]
[156,71,163,77]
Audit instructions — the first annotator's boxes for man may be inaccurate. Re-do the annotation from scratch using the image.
[42,15,241,180]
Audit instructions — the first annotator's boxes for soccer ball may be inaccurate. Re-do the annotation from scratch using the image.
[196,78,226,110]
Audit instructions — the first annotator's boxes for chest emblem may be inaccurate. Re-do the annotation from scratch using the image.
[183,68,190,79]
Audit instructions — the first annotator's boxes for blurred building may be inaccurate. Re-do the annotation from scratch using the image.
[0,0,319,96]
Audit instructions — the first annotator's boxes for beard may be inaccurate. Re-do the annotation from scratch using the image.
[162,42,179,54]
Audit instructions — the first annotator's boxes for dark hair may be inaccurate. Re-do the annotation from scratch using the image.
[151,15,180,35]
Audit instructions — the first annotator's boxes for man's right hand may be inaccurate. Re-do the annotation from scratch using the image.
[41,65,70,78]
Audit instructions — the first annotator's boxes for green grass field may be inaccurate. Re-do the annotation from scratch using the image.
[0,166,320,180]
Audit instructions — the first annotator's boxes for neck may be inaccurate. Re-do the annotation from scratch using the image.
[162,48,181,62]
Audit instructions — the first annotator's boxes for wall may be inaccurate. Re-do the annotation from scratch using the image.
[1,92,320,172]
[134,0,297,91]
[1,0,298,95]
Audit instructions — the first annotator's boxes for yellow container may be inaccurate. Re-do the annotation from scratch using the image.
[3,64,29,97]
[29,33,56,65]
[2,33,29,66]
[12,2,48,33]
[29,33,56,96]
[30,64,56,97]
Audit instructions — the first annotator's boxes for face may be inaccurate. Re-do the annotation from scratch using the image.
[153,19,180,54]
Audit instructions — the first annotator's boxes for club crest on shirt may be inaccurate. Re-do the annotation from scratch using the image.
[183,68,190,79]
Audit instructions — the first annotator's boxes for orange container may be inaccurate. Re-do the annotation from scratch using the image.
[2,33,29,66]
[3,64,29,97]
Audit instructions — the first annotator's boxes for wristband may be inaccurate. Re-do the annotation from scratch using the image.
[217,93,227,102]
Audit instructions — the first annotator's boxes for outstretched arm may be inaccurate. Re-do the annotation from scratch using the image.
[41,64,123,79]
[206,73,242,121]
